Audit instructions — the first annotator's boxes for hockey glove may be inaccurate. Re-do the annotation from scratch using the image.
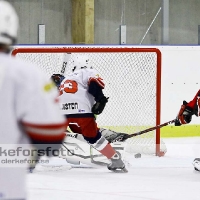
[92,96,108,115]
[175,100,193,126]
[99,128,129,143]
[109,133,129,143]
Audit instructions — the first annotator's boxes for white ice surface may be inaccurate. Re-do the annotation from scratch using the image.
[27,137,200,200]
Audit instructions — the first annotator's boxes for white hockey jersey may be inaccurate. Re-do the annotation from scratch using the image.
[0,53,67,199]
[59,68,105,115]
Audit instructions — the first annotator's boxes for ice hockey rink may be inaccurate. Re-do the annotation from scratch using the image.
[27,137,200,200]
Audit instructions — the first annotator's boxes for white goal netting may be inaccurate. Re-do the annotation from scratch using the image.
[12,46,167,156]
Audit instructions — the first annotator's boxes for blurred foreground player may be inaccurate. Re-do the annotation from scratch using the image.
[0,1,67,199]
[175,90,200,172]
[57,55,127,173]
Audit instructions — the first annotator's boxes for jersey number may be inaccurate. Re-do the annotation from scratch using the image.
[60,80,78,95]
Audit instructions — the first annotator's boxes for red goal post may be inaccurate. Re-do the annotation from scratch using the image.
[11,46,165,156]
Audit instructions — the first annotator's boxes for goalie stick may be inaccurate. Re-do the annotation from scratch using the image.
[60,53,71,75]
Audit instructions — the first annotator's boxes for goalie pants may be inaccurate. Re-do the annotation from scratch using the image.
[66,113,101,144]
[66,114,116,159]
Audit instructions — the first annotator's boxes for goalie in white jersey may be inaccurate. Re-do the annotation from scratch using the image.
[0,1,67,199]
[58,55,127,173]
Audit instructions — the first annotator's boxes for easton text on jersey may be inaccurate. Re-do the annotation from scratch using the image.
[62,102,79,110]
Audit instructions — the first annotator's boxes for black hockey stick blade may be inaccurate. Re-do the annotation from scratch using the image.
[123,119,176,140]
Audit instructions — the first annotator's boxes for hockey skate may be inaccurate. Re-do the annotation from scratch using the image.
[193,158,200,172]
[107,152,128,173]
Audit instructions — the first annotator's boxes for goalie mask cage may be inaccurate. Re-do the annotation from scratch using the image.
[12,46,166,156]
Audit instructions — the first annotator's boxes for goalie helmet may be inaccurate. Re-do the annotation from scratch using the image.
[0,1,19,45]
[51,74,65,89]
[72,55,92,72]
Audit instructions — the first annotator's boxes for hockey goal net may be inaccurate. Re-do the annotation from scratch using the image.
[12,46,166,156]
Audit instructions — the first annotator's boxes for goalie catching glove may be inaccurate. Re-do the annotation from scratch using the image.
[175,100,194,126]
[92,96,109,115]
